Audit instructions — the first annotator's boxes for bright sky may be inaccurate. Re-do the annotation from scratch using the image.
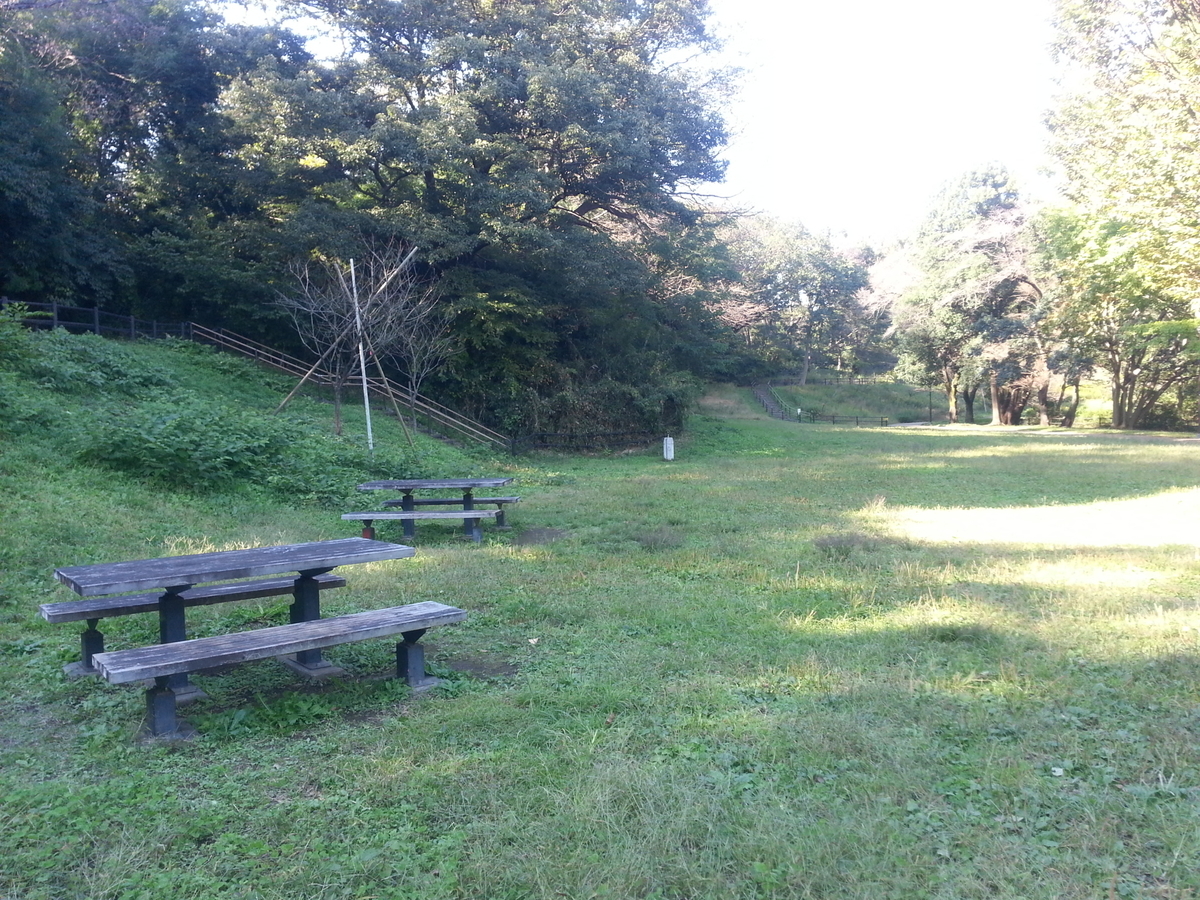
[704,0,1061,244]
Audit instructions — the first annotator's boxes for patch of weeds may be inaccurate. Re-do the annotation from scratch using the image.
[635,525,685,551]
[194,691,334,738]
[916,623,1000,645]
[813,531,878,559]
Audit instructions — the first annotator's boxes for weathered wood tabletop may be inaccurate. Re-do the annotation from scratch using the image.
[357,478,514,493]
[55,537,415,596]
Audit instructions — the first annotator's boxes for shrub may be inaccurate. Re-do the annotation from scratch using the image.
[21,330,175,395]
[261,434,426,506]
[77,392,297,489]
[0,303,37,370]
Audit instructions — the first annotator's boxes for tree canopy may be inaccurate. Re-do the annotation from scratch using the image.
[1,0,753,432]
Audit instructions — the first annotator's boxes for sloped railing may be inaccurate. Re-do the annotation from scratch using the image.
[753,383,888,427]
[188,324,511,451]
[751,384,789,420]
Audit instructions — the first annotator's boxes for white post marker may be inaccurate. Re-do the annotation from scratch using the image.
[663,435,674,461]
[350,259,374,453]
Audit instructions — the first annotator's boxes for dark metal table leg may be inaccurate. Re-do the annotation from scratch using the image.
[64,618,105,677]
[145,676,179,736]
[284,568,343,678]
[397,628,437,688]
[462,490,475,537]
[158,587,200,699]
[401,491,416,539]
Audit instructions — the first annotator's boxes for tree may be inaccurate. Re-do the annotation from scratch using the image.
[894,167,1046,424]
[1051,0,1200,313]
[723,218,872,381]
[1038,210,1200,429]
[279,239,452,435]
[2,0,315,324]
[219,0,735,429]
[0,36,121,301]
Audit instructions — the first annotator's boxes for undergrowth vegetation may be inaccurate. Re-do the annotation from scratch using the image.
[2,331,1199,899]
[0,312,478,503]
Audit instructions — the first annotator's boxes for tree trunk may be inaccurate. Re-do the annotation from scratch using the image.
[1035,382,1050,425]
[962,385,977,424]
[989,372,1002,425]
[942,366,958,424]
[1061,380,1080,428]
[994,384,1030,425]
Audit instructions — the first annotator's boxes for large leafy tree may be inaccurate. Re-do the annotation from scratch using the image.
[257,0,729,252]
[894,167,1047,424]
[0,36,120,301]
[3,0,315,324]
[1048,0,1200,429]
[1051,0,1200,309]
[219,0,734,430]
[1039,209,1200,429]
[723,218,873,381]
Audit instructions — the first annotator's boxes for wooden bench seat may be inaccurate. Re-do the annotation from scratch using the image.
[381,495,520,525]
[41,574,347,677]
[342,509,500,542]
[93,601,467,736]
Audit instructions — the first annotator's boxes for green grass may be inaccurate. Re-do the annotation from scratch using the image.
[772,377,1121,427]
[3,351,1200,899]
[772,379,947,423]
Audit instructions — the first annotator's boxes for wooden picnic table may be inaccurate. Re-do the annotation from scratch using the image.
[357,478,515,538]
[48,538,475,737]
[53,538,415,682]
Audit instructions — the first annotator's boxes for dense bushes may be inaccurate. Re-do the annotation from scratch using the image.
[77,392,296,488]
[0,324,428,503]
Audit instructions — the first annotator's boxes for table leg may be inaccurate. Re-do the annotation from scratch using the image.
[401,491,416,539]
[146,676,179,736]
[462,489,475,537]
[396,628,437,688]
[63,618,105,678]
[158,587,202,701]
[284,569,343,678]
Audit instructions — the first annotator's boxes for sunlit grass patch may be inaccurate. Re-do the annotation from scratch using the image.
[882,488,1200,548]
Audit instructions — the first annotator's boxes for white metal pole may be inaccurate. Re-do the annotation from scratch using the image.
[350,259,374,453]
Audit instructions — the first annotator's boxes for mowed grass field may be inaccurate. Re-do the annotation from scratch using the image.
[3,382,1199,899]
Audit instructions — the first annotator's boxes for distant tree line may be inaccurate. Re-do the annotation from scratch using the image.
[22,0,1196,434]
[880,0,1200,431]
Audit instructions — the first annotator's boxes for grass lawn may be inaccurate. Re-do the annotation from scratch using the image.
[3,378,1199,899]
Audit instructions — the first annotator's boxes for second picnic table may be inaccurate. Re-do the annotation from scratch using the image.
[351,477,517,541]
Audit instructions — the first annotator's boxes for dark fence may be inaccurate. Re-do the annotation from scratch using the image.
[802,413,889,427]
[773,374,893,387]
[511,431,661,453]
[1,299,191,340]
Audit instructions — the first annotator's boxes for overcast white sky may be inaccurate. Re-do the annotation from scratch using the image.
[703,0,1060,244]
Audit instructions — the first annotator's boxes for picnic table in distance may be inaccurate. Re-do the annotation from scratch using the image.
[353,478,517,540]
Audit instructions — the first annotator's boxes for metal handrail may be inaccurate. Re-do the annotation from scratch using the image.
[189,324,510,450]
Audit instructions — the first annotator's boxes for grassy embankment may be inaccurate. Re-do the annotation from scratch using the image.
[772,378,1115,426]
[2,336,1199,899]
